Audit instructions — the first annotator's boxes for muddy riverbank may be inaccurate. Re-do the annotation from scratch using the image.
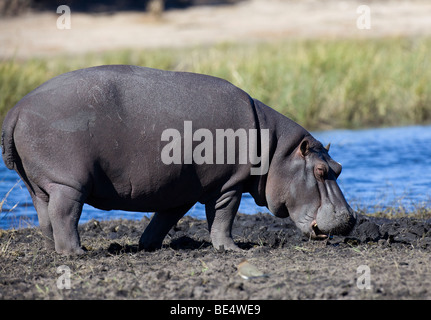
[1,212,431,300]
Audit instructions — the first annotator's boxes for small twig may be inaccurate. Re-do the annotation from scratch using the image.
[0,179,22,217]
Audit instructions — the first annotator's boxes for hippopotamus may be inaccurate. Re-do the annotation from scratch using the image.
[1,65,356,255]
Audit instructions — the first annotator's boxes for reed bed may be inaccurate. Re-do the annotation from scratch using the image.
[1,37,431,130]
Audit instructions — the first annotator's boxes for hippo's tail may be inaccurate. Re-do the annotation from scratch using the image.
[1,107,20,170]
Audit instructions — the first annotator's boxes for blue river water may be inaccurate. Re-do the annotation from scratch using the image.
[1,125,430,229]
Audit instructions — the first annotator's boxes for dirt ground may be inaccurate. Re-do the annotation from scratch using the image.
[1,213,430,300]
[1,0,431,59]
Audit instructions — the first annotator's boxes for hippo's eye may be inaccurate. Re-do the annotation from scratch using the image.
[314,165,328,181]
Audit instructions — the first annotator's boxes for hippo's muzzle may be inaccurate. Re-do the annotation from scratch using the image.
[308,178,357,239]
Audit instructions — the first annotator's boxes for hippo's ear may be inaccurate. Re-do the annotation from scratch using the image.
[299,140,309,157]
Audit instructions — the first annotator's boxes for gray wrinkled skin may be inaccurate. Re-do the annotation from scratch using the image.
[1,65,356,255]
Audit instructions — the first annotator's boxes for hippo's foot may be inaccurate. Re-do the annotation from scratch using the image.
[43,238,55,252]
[138,224,166,252]
[211,236,241,252]
[42,235,84,255]
[138,237,163,252]
[57,246,86,256]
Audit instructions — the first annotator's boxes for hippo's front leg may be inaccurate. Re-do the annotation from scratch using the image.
[139,204,193,251]
[205,187,242,251]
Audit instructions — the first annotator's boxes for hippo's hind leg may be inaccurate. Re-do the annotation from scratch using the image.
[47,184,85,255]
[139,204,193,251]
[31,195,54,251]
[205,187,242,251]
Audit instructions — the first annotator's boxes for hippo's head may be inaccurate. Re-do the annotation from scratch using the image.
[265,135,356,239]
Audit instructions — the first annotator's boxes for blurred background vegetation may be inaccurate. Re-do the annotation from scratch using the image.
[2,38,430,130]
[1,0,430,131]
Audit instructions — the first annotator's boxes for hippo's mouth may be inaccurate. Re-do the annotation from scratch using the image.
[310,219,328,240]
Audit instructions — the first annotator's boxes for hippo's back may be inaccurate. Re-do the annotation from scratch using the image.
[17,65,255,132]
[8,65,258,211]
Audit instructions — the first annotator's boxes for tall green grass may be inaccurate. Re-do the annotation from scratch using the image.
[1,37,431,130]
